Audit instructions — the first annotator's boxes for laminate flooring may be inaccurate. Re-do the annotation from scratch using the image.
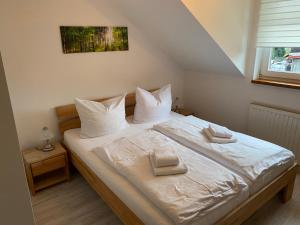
[32,172,300,225]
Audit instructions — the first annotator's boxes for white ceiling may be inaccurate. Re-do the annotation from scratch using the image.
[111,0,242,75]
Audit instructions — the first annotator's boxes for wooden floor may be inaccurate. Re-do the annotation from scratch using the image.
[32,172,300,225]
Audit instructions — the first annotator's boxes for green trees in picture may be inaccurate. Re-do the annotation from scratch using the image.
[60,26,129,53]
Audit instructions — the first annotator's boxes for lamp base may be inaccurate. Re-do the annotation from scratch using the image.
[42,143,55,152]
[37,143,55,152]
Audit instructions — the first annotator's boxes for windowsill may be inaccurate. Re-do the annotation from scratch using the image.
[251,78,300,90]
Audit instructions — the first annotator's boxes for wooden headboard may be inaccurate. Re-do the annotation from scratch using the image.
[55,89,156,135]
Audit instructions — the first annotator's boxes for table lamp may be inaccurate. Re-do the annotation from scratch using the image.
[39,126,55,151]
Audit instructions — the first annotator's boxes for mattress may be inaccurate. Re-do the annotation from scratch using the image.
[153,116,295,195]
[64,113,248,225]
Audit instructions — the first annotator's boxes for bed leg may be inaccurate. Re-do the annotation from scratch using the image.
[280,175,296,203]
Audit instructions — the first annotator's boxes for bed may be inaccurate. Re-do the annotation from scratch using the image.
[153,116,295,195]
[55,91,298,225]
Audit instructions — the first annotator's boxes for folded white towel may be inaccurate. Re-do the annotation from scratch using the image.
[149,153,187,176]
[208,124,232,138]
[153,146,179,167]
[203,128,237,144]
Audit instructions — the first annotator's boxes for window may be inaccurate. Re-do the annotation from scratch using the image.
[254,0,300,86]
[261,47,300,80]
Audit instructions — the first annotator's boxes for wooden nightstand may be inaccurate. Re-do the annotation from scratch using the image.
[23,143,70,195]
[174,108,195,116]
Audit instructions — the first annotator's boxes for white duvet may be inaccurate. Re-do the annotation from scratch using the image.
[153,116,295,194]
[93,130,248,225]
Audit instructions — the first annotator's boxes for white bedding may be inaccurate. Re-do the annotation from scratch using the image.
[64,113,248,225]
[93,130,248,225]
[153,116,295,194]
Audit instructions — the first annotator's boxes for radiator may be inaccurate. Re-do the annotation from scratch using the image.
[248,103,300,163]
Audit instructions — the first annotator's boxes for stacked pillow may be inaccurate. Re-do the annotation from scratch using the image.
[133,84,172,123]
[75,95,128,138]
[75,84,172,138]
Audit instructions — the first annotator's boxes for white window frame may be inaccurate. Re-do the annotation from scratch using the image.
[260,48,300,81]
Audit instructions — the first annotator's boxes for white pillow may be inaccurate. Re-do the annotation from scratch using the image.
[133,84,172,123]
[75,95,128,138]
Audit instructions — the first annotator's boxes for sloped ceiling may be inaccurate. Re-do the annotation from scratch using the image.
[110,0,242,76]
[182,0,252,75]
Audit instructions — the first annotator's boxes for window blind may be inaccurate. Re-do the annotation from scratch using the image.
[257,0,300,48]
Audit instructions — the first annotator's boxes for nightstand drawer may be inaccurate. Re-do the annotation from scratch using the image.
[31,155,65,176]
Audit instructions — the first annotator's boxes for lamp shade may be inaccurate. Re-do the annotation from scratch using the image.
[40,126,54,141]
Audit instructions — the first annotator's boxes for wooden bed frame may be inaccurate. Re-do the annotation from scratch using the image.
[55,91,298,225]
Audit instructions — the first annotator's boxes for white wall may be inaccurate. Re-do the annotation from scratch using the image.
[183,0,300,133]
[0,0,184,149]
[184,71,300,132]
[0,53,35,225]
[182,0,252,75]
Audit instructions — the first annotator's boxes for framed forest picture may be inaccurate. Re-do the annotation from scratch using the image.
[60,26,129,54]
